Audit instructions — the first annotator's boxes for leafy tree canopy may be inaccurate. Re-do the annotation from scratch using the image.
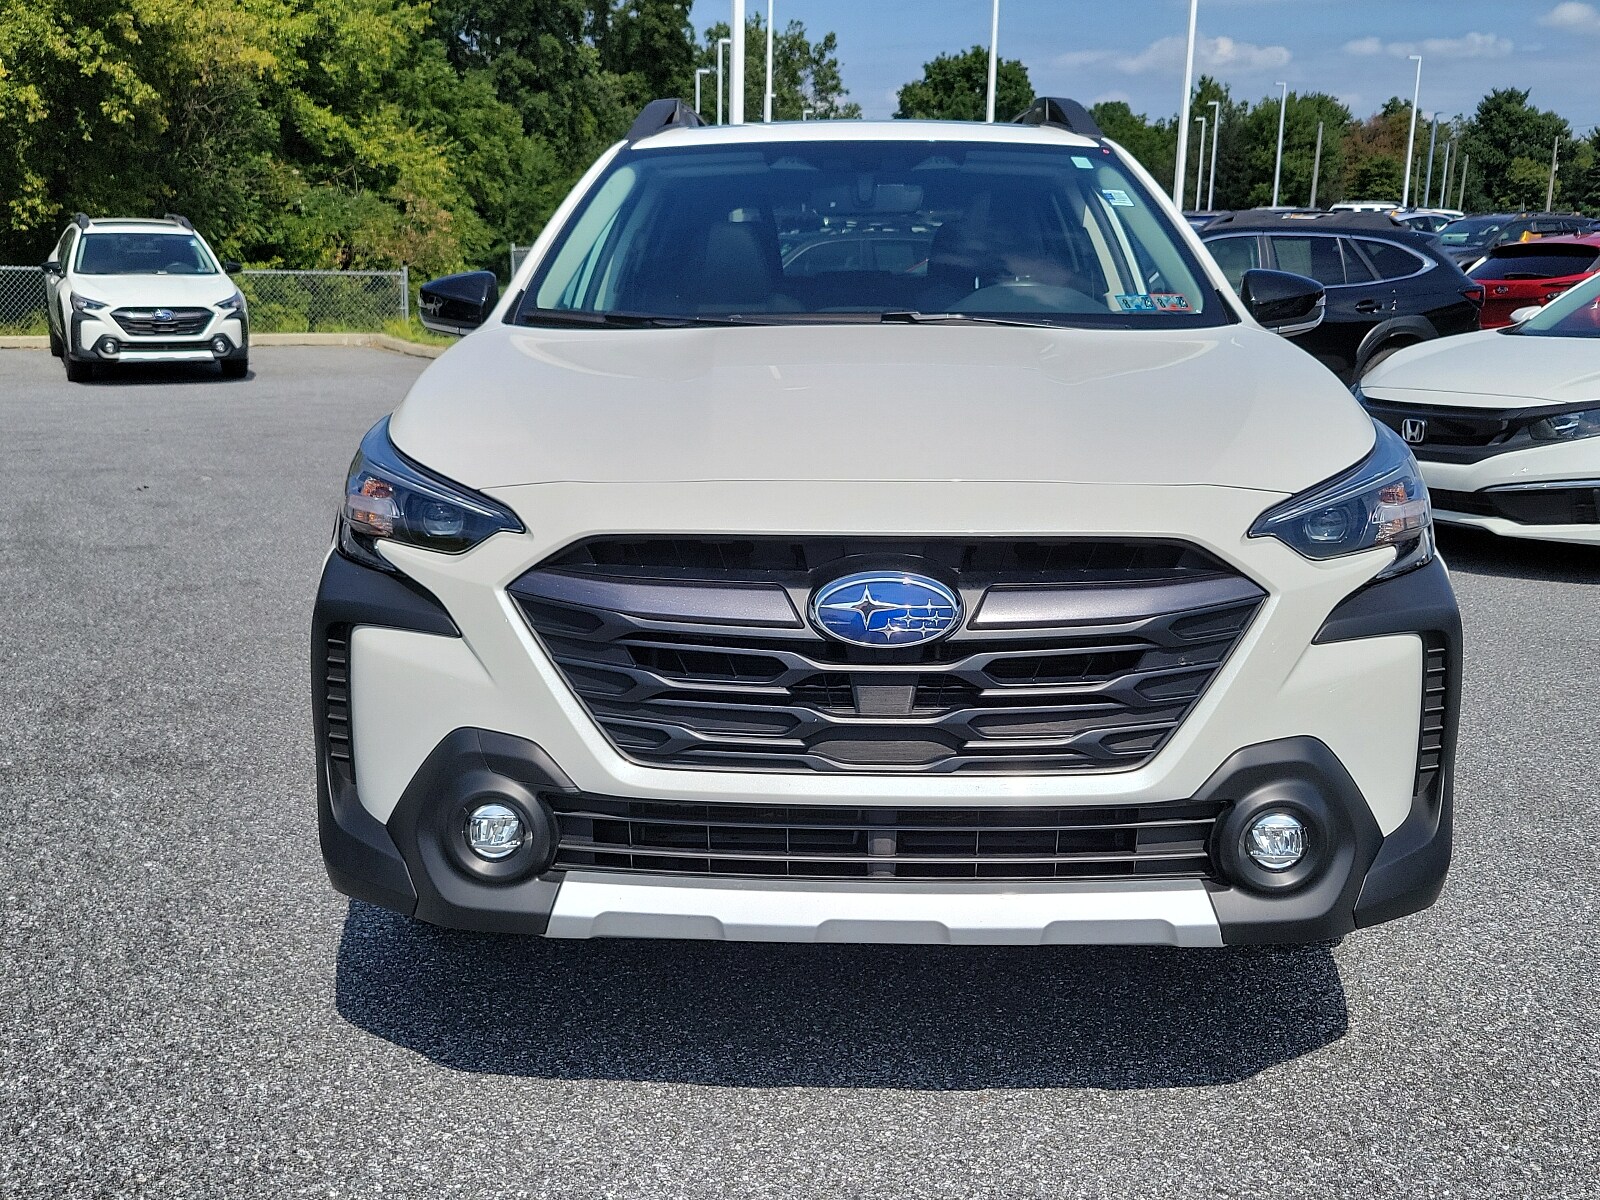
[894,46,1031,123]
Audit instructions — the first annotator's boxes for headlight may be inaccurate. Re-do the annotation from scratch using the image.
[70,293,108,313]
[217,290,246,313]
[1529,408,1600,442]
[339,417,522,570]
[1250,420,1433,580]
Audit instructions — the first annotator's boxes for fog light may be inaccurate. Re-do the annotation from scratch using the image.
[211,336,230,356]
[97,337,119,357]
[466,803,523,860]
[1246,811,1306,871]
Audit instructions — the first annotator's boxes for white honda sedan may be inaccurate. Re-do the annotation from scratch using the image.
[1359,272,1600,545]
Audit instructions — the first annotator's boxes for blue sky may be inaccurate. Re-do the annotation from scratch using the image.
[688,0,1600,130]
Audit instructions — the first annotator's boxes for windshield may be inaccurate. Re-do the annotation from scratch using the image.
[1439,218,1504,247]
[75,232,218,276]
[521,140,1227,328]
[1510,273,1600,338]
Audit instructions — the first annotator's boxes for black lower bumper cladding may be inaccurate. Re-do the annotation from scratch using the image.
[313,548,1459,943]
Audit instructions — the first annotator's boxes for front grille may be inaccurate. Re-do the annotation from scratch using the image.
[111,307,212,336]
[549,795,1222,880]
[1363,397,1590,464]
[324,628,354,772]
[512,537,1265,775]
[1432,486,1600,525]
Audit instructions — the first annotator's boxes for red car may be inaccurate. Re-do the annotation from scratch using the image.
[1467,235,1600,328]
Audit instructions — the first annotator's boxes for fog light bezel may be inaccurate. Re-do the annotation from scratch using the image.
[441,783,557,884]
[96,337,120,358]
[1215,784,1329,895]
[211,335,232,357]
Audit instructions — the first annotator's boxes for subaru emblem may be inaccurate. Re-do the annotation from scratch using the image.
[152,308,174,322]
[811,572,961,647]
[1401,418,1427,445]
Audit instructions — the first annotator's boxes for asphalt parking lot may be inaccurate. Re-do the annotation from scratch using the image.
[1,345,1597,1198]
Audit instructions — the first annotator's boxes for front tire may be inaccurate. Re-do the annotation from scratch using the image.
[48,327,63,358]
[64,356,95,383]
[220,356,249,380]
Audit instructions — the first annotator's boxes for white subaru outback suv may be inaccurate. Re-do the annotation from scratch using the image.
[315,99,1460,947]
[43,213,249,381]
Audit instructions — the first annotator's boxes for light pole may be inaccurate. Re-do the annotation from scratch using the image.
[763,0,774,122]
[694,67,713,115]
[1310,121,1324,208]
[1458,154,1470,210]
[801,105,814,121]
[1271,81,1288,208]
[1193,116,1207,210]
[986,0,1000,122]
[1172,0,1200,207]
[1401,54,1423,207]
[1547,136,1561,212]
[1440,139,1454,208]
[716,37,730,124]
[1422,115,1439,207]
[730,0,745,125]
[1207,99,1221,210]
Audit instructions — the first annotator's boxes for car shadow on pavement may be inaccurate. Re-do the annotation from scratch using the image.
[334,902,1347,1089]
[76,363,247,386]
[1436,526,1599,582]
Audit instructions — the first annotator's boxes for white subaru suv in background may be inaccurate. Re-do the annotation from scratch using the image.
[43,213,249,381]
[315,99,1460,948]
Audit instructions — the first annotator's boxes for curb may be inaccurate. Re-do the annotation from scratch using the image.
[0,332,446,359]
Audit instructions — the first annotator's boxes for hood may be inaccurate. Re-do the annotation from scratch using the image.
[1361,328,1600,409]
[388,322,1375,494]
[68,273,236,307]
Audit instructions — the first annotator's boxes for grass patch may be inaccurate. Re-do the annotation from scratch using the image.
[382,317,455,347]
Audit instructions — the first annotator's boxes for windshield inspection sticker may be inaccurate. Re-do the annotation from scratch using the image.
[1101,189,1136,207]
[1116,294,1159,312]
[1152,293,1193,312]
[1072,156,1095,170]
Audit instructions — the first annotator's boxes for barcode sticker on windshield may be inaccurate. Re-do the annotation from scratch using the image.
[1102,189,1136,207]
[1152,293,1193,312]
[1116,294,1158,312]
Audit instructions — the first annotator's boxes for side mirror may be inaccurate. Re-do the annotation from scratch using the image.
[40,261,62,277]
[1509,305,1543,325]
[419,270,500,336]
[222,260,242,274]
[1240,269,1326,337]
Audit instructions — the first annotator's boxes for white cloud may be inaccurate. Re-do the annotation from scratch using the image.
[1058,35,1291,77]
[1343,32,1514,60]
[1541,2,1600,33]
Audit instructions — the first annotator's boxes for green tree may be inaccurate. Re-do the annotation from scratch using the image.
[894,46,1030,122]
[1092,102,1176,195]
[1458,89,1570,212]
[699,16,860,121]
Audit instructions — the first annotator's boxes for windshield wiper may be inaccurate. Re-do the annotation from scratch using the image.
[517,308,762,329]
[879,311,1064,329]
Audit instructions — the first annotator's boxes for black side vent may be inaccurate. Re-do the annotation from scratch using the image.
[325,627,354,774]
[1416,636,1448,804]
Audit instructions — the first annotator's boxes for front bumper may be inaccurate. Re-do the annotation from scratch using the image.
[68,309,248,364]
[314,537,1461,947]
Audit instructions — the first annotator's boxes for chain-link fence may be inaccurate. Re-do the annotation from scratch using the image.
[237,269,408,332]
[0,266,49,334]
[0,266,408,334]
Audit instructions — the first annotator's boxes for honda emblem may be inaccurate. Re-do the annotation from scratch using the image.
[1401,419,1427,445]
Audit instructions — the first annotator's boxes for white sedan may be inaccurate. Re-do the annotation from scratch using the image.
[1359,273,1600,546]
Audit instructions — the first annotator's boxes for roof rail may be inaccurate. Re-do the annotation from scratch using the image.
[164,212,194,230]
[1013,96,1103,140]
[73,212,91,230]
[626,99,706,144]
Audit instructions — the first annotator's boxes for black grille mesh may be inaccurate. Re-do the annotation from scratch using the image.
[549,795,1222,881]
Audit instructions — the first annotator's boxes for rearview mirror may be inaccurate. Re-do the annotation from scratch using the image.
[1509,305,1543,325]
[40,261,62,277]
[419,270,499,336]
[222,260,242,274]
[1240,269,1326,337]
